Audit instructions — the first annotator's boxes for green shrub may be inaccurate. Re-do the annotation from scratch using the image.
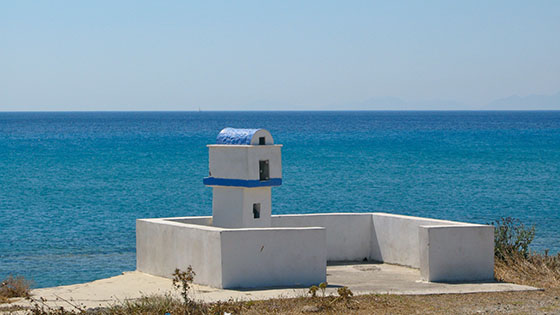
[492,217,535,260]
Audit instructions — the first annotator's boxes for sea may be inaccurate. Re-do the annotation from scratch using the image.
[1,111,559,288]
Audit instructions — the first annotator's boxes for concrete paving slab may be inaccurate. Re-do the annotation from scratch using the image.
[5,263,539,312]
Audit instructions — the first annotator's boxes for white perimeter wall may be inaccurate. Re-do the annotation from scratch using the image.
[272,213,494,282]
[220,228,326,288]
[271,213,372,261]
[370,213,464,268]
[138,213,494,285]
[419,225,494,282]
[136,218,223,287]
[137,217,326,289]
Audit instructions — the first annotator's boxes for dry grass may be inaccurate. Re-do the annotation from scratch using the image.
[61,288,558,315]
[100,295,244,315]
[0,275,32,302]
[495,252,560,288]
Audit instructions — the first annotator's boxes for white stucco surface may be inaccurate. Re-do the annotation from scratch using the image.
[137,212,495,288]
[207,145,282,181]
[271,213,372,261]
[212,187,272,228]
[370,213,467,268]
[136,218,223,288]
[137,217,325,289]
[248,129,274,145]
[166,216,213,226]
[419,225,494,282]
[272,212,495,282]
[220,227,326,288]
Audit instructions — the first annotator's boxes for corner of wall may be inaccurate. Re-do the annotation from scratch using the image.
[418,226,431,281]
[369,213,382,262]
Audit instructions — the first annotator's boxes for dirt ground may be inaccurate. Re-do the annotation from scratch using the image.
[239,288,560,314]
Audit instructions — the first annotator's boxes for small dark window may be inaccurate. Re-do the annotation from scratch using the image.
[259,137,266,145]
[253,203,261,219]
[259,160,269,181]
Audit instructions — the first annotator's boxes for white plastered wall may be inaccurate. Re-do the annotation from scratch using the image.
[370,213,465,268]
[137,213,495,286]
[273,212,494,282]
[136,217,326,289]
[212,187,272,228]
[208,145,282,180]
[249,129,274,145]
[136,219,223,288]
[419,225,494,282]
[271,213,372,261]
[220,227,326,288]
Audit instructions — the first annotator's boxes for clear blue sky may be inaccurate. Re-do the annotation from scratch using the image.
[1,1,559,110]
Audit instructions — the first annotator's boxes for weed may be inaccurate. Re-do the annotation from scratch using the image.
[337,286,353,301]
[305,283,356,311]
[490,217,560,288]
[172,266,195,305]
[491,217,535,259]
[208,297,243,315]
[27,296,84,314]
[318,282,327,297]
[107,294,178,315]
[308,285,319,298]
[0,275,32,299]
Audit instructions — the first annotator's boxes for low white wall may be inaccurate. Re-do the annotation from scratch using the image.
[136,218,223,288]
[166,216,212,226]
[273,212,494,282]
[370,213,464,268]
[419,225,494,282]
[271,213,372,261]
[138,213,495,286]
[137,217,326,289]
[220,227,326,288]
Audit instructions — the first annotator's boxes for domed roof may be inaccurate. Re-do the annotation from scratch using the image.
[216,128,274,145]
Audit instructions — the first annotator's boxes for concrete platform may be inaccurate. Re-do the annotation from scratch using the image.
[6,263,538,311]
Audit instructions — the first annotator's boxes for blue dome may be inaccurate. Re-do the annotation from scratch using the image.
[215,128,273,145]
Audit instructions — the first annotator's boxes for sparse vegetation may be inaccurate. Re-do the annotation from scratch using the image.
[307,285,319,298]
[495,251,560,288]
[336,286,353,303]
[302,283,356,312]
[0,274,32,303]
[492,217,536,259]
[492,216,560,288]
[172,266,196,307]
[318,282,327,298]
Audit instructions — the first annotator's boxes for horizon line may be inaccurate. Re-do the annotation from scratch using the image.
[1,109,560,113]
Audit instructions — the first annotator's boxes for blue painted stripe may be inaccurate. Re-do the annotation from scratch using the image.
[203,177,282,187]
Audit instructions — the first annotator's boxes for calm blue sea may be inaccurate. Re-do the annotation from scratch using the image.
[1,111,559,288]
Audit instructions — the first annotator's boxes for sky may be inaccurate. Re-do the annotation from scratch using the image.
[1,1,559,111]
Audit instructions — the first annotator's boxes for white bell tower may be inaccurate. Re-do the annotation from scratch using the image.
[203,128,282,228]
